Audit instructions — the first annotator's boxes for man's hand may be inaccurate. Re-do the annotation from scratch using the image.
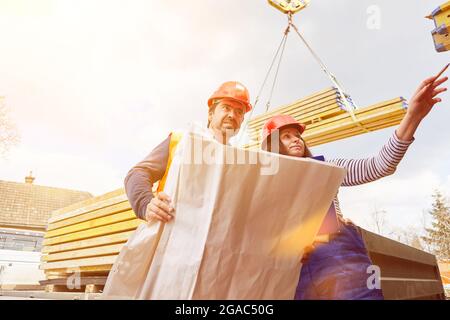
[145,192,175,223]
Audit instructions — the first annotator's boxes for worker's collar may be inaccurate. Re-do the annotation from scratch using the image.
[311,155,325,161]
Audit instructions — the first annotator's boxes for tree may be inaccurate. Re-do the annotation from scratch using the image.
[0,97,19,156]
[400,227,424,251]
[422,190,450,261]
[369,206,388,235]
[420,210,433,253]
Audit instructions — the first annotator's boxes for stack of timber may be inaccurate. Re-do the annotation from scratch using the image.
[427,1,450,53]
[431,27,450,53]
[243,87,407,150]
[39,188,142,294]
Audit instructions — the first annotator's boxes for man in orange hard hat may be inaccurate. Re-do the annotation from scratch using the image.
[206,81,252,144]
[124,81,252,223]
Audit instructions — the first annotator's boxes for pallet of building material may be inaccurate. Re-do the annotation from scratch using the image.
[40,276,108,294]
[248,98,347,139]
[0,289,103,300]
[427,1,450,29]
[248,104,346,143]
[249,87,336,124]
[40,188,144,282]
[303,98,407,146]
[431,27,450,52]
[427,1,450,52]
[305,101,403,130]
[248,87,354,133]
[247,88,356,143]
[0,284,45,291]
[243,97,407,150]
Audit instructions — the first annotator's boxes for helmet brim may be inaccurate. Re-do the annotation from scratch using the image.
[261,122,306,150]
[208,97,252,113]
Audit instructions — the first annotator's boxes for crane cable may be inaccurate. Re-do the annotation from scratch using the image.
[237,13,370,145]
[266,24,290,113]
[288,16,370,134]
[235,23,291,144]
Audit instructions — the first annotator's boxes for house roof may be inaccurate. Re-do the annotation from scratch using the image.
[0,179,93,230]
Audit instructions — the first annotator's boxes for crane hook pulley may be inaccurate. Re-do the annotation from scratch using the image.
[268,0,310,15]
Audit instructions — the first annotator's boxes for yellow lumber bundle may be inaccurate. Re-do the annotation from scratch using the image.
[427,1,450,52]
[304,97,407,146]
[40,188,141,279]
[247,87,353,136]
[243,88,407,150]
[427,1,450,27]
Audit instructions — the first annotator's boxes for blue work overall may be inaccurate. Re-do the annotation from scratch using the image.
[294,221,384,300]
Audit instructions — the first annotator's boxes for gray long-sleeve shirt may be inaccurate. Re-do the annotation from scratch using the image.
[124,131,414,221]
[124,134,171,220]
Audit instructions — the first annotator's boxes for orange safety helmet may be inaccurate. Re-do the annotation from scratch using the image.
[261,115,306,149]
[208,81,252,113]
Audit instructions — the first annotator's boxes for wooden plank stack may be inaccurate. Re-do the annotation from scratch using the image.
[243,87,407,150]
[427,1,450,52]
[39,188,142,293]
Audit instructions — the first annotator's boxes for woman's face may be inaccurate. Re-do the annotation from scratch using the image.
[279,127,305,157]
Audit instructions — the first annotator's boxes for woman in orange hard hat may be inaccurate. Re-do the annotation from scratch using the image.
[261,73,448,299]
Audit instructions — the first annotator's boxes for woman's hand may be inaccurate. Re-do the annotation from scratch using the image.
[145,192,175,223]
[407,75,448,121]
[396,68,448,141]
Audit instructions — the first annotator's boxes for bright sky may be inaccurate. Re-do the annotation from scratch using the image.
[0,0,449,233]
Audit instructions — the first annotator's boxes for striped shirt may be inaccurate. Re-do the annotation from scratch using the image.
[327,130,414,220]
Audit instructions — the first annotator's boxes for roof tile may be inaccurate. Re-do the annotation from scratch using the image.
[0,180,93,229]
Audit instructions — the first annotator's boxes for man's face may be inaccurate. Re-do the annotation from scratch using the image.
[279,127,305,157]
[208,98,246,136]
